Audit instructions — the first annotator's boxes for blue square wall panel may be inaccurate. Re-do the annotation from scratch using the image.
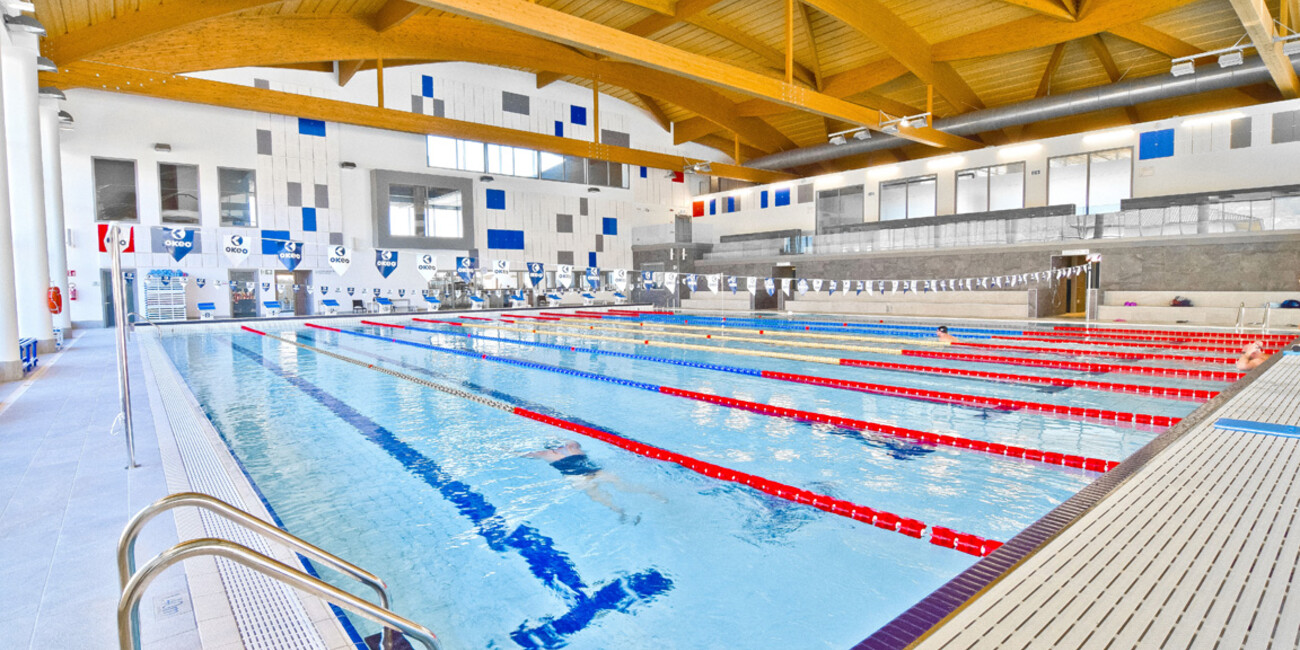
[421,75,434,98]
[302,207,317,232]
[487,229,525,250]
[486,188,506,210]
[709,199,716,215]
[261,230,290,255]
[571,105,588,126]
[298,118,326,137]
[554,121,564,137]
[775,188,791,206]
[639,166,648,178]
[1139,129,1175,160]
[588,252,597,267]
[602,218,618,236]
[760,190,769,209]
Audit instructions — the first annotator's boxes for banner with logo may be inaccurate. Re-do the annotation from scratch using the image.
[457,256,477,282]
[706,274,720,293]
[416,254,437,282]
[375,250,399,279]
[726,276,738,294]
[764,278,775,296]
[320,245,349,276]
[747,276,757,296]
[781,278,791,297]
[222,233,250,266]
[812,279,823,293]
[153,227,200,262]
[98,224,135,253]
[797,279,808,295]
[527,262,545,287]
[612,269,628,292]
[493,259,509,282]
[685,274,698,292]
[828,280,837,296]
[557,264,573,289]
[278,241,303,271]
[584,267,600,291]
[640,270,654,288]
[664,272,678,291]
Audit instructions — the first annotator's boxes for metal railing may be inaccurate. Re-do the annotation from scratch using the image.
[700,197,1300,260]
[118,492,439,650]
[107,225,137,469]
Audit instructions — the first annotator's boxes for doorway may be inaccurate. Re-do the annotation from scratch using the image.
[274,270,312,316]
[100,268,137,326]
[758,265,797,311]
[1051,254,1090,317]
[229,269,258,318]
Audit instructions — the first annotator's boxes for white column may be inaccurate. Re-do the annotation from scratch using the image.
[0,29,20,380]
[39,97,70,331]
[2,30,54,350]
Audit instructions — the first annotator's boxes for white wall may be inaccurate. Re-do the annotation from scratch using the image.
[693,98,1300,236]
[60,63,699,324]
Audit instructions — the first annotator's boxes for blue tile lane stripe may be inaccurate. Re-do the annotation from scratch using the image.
[1215,418,1300,438]
[229,338,672,647]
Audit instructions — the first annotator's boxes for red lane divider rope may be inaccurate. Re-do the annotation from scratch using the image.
[540,312,602,319]
[990,335,1261,354]
[513,408,1002,556]
[838,357,1218,401]
[1030,330,1283,346]
[243,325,1003,556]
[900,349,1241,382]
[656,386,1120,473]
[1051,326,1291,342]
[952,341,1235,365]
[458,315,495,321]
[759,370,1180,427]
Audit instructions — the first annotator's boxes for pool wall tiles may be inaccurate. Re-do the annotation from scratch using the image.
[60,62,706,324]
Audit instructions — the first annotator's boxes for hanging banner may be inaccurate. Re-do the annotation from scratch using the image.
[828,280,837,296]
[373,288,382,296]
[866,281,875,296]
[727,276,738,294]
[292,284,300,292]
[98,224,135,253]
[262,282,271,293]
[746,276,758,296]
[320,285,329,294]
[811,279,823,293]
[375,250,399,279]
[327,245,351,276]
[764,278,775,296]
[612,269,628,291]
[797,279,808,295]
[398,289,406,297]
[781,278,791,297]
[153,227,200,262]
[528,262,546,287]
[706,274,720,293]
[640,270,654,288]
[855,280,864,296]
[685,274,698,292]
[278,241,303,271]
[584,267,601,291]
[346,287,355,296]
[891,281,899,295]
[493,259,510,282]
[664,272,678,291]
[221,233,250,266]
[557,264,574,289]
[457,256,477,282]
[195,278,206,289]
[416,253,437,282]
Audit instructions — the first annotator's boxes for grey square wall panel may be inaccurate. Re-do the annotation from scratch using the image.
[329,232,344,245]
[411,95,423,114]
[315,184,329,208]
[557,250,574,265]
[579,197,588,216]
[556,213,573,233]
[595,234,603,252]
[433,99,445,118]
[600,130,630,148]
[798,184,814,204]
[287,182,302,207]
[502,91,530,115]
[254,78,270,89]
[256,129,272,155]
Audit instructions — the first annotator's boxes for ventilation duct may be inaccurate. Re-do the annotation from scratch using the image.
[747,54,1298,171]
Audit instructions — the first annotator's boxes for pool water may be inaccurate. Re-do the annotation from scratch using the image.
[159,315,1215,649]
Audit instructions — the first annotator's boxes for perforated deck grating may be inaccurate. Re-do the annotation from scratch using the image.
[916,354,1300,649]
[140,331,331,650]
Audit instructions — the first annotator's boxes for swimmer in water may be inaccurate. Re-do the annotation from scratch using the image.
[936,325,958,343]
[1236,341,1268,371]
[526,440,666,521]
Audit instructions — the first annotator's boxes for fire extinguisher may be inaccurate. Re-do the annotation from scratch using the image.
[69,282,77,301]
[48,286,64,315]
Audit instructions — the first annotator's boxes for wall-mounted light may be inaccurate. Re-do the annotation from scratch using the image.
[587,186,601,193]
[38,86,65,100]
[684,161,712,174]
[879,112,931,134]
[153,143,171,153]
[827,127,871,146]
[1282,33,1300,57]
[36,56,57,73]
[3,14,46,36]
[0,0,37,13]
[339,161,357,169]
[853,129,872,141]
[867,165,900,180]
[998,143,1043,160]
[57,110,73,131]
[479,175,495,182]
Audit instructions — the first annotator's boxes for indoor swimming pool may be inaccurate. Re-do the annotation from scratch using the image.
[155,311,1257,649]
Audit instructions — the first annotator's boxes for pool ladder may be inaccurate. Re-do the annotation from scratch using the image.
[117,492,441,650]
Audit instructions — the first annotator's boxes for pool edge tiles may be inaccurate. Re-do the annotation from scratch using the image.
[855,335,1300,650]
[136,330,363,650]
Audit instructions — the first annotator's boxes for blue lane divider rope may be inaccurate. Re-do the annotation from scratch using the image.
[616,314,1002,339]
[231,337,672,648]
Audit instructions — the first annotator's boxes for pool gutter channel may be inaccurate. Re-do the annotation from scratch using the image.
[136,329,361,650]
[858,336,1300,650]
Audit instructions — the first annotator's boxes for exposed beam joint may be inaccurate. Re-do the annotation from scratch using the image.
[336,59,365,86]
[1035,42,1066,98]
[1086,35,1141,123]
[1227,0,1300,98]
[1107,22,1201,58]
[996,0,1075,20]
[631,93,672,131]
[795,1,823,90]
[373,0,423,32]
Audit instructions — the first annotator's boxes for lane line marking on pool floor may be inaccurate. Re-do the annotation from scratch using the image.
[244,325,1003,557]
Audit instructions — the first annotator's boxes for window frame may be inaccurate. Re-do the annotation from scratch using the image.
[878,174,938,221]
[372,169,475,250]
[1046,146,1133,216]
[216,167,259,228]
[92,157,140,223]
[954,161,1026,215]
[157,162,202,226]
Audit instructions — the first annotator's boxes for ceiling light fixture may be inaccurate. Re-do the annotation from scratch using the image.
[828,134,848,146]
[1170,35,1250,77]
[36,56,57,73]
[852,129,872,141]
[1170,60,1196,76]
[1218,50,1244,68]
[38,86,65,100]
[880,112,931,134]
[3,14,45,35]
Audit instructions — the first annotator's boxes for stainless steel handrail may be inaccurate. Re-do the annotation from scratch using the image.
[1235,301,1246,332]
[108,225,138,469]
[117,492,390,609]
[1263,303,1273,332]
[118,538,441,650]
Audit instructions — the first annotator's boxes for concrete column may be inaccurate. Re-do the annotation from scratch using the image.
[0,30,20,380]
[2,30,54,351]
[39,97,70,331]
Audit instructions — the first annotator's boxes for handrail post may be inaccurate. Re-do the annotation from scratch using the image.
[1235,301,1246,333]
[108,225,138,469]
[119,538,440,650]
[1263,302,1273,333]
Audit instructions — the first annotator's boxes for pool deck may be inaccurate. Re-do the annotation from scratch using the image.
[869,345,1300,649]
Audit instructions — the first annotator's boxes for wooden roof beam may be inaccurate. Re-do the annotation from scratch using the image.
[373,0,423,32]
[412,0,978,149]
[336,60,366,86]
[1107,22,1200,58]
[931,0,1199,61]
[51,62,794,184]
[794,1,823,90]
[623,0,727,38]
[1086,35,1141,123]
[996,0,1075,20]
[630,92,672,132]
[1226,0,1300,98]
[43,0,282,64]
[1035,42,1067,98]
[800,0,985,112]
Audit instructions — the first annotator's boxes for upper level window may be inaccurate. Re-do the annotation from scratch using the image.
[373,169,474,250]
[816,185,864,232]
[879,175,937,221]
[956,162,1025,214]
[93,158,138,221]
[1048,147,1132,215]
[218,167,257,227]
[427,136,627,188]
[159,163,200,225]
